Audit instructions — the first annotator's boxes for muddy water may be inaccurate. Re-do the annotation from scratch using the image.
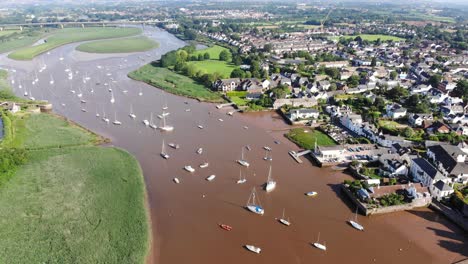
[1,26,466,264]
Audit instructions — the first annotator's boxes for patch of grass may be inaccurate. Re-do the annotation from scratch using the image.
[187,60,237,78]
[0,29,51,55]
[226,91,248,97]
[1,113,100,149]
[0,146,148,263]
[129,64,224,103]
[378,119,407,134]
[193,45,229,60]
[335,34,405,42]
[76,36,158,53]
[0,30,19,37]
[285,128,337,149]
[229,96,248,106]
[9,27,141,60]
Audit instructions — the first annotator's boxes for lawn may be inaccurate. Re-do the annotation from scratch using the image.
[9,27,142,60]
[0,30,19,37]
[129,64,224,103]
[0,112,149,263]
[378,120,407,134]
[0,146,148,263]
[76,36,158,53]
[334,34,404,42]
[0,29,51,55]
[193,45,229,60]
[187,60,237,78]
[285,128,337,149]
[226,91,248,106]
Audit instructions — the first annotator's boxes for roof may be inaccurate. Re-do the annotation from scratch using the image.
[412,158,445,180]
[433,180,453,192]
[428,145,467,175]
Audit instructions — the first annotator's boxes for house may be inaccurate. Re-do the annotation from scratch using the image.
[377,135,412,148]
[318,61,348,68]
[315,145,345,160]
[289,108,320,121]
[427,145,468,184]
[386,103,407,119]
[430,180,454,201]
[317,80,331,91]
[408,113,433,127]
[441,104,465,117]
[378,154,408,177]
[451,123,468,136]
[410,158,446,187]
[272,98,317,109]
[8,103,20,114]
[341,114,363,135]
[410,84,432,94]
[438,81,457,93]
[212,78,239,92]
[426,121,451,134]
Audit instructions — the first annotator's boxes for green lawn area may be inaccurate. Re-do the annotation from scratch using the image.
[0,112,148,263]
[187,60,237,79]
[76,36,158,53]
[129,64,224,103]
[9,27,142,60]
[226,91,248,106]
[0,30,19,37]
[193,45,229,60]
[333,34,404,42]
[285,128,337,149]
[378,120,407,134]
[0,29,51,55]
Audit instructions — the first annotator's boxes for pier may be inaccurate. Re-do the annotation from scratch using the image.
[216,102,236,109]
[288,149,311,163]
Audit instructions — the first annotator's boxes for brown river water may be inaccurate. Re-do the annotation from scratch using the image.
[0,26,466,264]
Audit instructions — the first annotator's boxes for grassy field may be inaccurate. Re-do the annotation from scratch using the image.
[9,27,142,60]
[378,120,407,133]
[76,36,158,53]
[193,45,229,60]
[333,34,404,42]
[0,29,51,55]
[0,30,19,37]
[129,64,224,103]
[226,91,248,106]
[0,112,148,263]
[187,60,237,78]
[285,128,337,149]
[0,113,101,149]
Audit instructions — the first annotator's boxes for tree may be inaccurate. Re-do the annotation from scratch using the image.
[219,50,231,61]
[324,67,340,80]
[230,68,245,78]
[451,79,468,102]
[183,29,197,40]
[160,51,177,67]
[263,44,272,52]
[403,127,415,138]
[271,85,289,99]
[428,74,442,88]
[371,57,377,67]
[203,52,210,60]
[197,54,204,61]
[390,71,398,80]
[347,75,360,88]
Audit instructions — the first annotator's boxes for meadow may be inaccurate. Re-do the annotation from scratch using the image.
[333,34,404,42]
[76,36,158,53]
[0,29,51,55]
[193,45,229,60]
[187,60,237,78]
[285,128,337,149]
[129,64,224,103]
[8,27,142,60]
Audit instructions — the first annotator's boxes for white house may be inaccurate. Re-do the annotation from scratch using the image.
[341,114,363,134]
[315,145,345,160]
[289,108,320,120]
[408,113,433,127]
[386,103,407,119]
[427,145,468,184]
[431,180,454,201]
[410,158,448,188]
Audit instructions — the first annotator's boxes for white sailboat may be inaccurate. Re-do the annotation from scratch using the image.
[162,92,168,110]
[237,169,247,184]
[169,143,180,149]
[112,112,122,125]
[245,245,261,254]
[348,207,364,231]
[77,87,83,98]
[246,187,264,215]
[129,104,136,119]
[142,119,150,126]
[161,139,169,159]
[237,147,250,167]
[159,114,174,131]
[265,165,276,192]
[110,91,115,104]
[197,124,204,129]
[196,148,203,154]
[49,74,54,85]
[102,110,110,123]
[313,232,327,251]
[173,178,180,184]
[138,87,143,96]
[149,113,157,129]
[278,208,291,226]
[206,175,216,181]
[199,162,209,168]
[263,150,273,161]
[184,166,195,173]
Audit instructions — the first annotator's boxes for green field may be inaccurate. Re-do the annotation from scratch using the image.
[0,29,51,55]
[9,27,142,60]
[0,112,148,263]
[193,45,229,60]
[187,60,237,78]
[129,64,224,103]
[76,36,158,54]
[285,128,337,149]
[0,30,19,37]
[333,34,404,42]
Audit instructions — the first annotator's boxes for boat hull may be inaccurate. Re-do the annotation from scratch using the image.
[246,205,264,215]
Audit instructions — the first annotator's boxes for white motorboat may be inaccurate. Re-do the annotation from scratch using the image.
[196,148,203,154]
[263,146,272,151]
[168,143,180,149]
[313,232,327,251]
[184,166,195,173]
[264,165,276,192]
[237,147,250,167]
[173,178,180,184]
[348,207,364,231]
[199,162,209,168]
[246,187,264,215]
[245,245,261,254]
[218,118,224,122]
[306,191,318,197]
[206,175,216,181]
[197,125,204,129]
[161,139,169,159]
[278,208,291,226]
[143,119,150,126]
[112,112,122,125]
[80,100,86,104]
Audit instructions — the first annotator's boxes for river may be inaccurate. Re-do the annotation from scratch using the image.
[0,26,466,264]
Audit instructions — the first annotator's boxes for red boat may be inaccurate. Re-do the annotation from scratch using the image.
[220,224,233,231]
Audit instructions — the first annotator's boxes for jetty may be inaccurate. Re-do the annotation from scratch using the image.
[216,102,235,109]
[288,150,311,164]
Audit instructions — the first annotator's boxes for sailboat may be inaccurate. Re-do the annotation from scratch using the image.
[196,148,203,154]
[96,108,100,117]
[184,166,195,173]
[313,232,327,251]
[278,209,291,226]
[199,162,209,168]
[77,88,83,98]
[162,92,168,110]
[157,111,170,119]
[245,245,261,254]
[169,143,180,149]
[149,113,157,129]
[159,114,174,131]
[173,178,180,184]
[206,175,216,181]
[348,207,364,231]
[237,169,247,184]
[160,139,169,159]
[129,104,136,119]
[110,91,115,104]
[112,112,122,125]
[102,110,110,123]
[49,74,54,85]
[138,87,143,96]
[246,187,264,215]
[263,150,273,161]
[237,147,250,167]
[142,119,150,126]
[265,165,276,192]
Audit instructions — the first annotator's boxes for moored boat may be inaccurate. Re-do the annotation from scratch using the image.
[245,245,261,254]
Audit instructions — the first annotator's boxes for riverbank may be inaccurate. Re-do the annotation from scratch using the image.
[0,111,149,263]
[128,64,224,103]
